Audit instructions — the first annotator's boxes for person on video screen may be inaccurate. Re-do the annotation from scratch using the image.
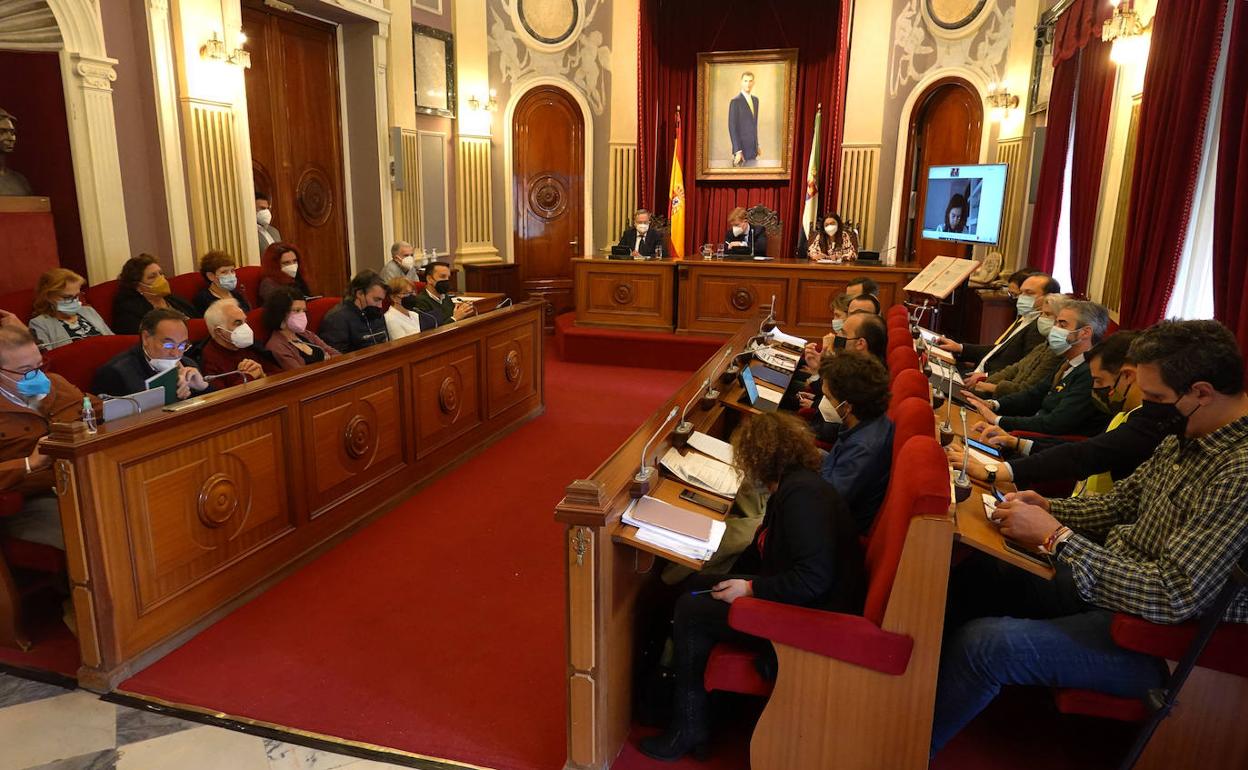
[937,193,971,233]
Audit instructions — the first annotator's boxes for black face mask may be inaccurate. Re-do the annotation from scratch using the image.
[1091,373,1126,415]
[363,305,384,320]
[1138,393,1199,437]
[434,280,452,295]
[401,294,420,312]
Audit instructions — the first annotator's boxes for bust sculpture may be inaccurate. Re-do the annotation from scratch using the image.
[0,108,34,197]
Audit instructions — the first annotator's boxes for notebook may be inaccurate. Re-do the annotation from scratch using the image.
[627,494,715,541]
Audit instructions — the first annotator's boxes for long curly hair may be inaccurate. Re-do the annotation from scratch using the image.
[729,411,821,486]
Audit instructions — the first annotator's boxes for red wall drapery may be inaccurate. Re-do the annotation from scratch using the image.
[1119,0,1229,328]
[1053,0,1115,66]
[637,0,850,258]
[1025,56,1078,275]
[1068,38,1117,296]
[1213,0,1248,365]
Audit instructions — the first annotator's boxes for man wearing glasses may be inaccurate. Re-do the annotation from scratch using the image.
[0,325,100,550]
[91,308,209,400]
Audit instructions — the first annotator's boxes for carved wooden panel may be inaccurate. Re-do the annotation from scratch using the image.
[302,371,405,516]
[486,323,537,419]
[414,343,482,458]
[120,413,292,612]
[573,260,677,331]
[794,277,898,333]
[691,274,788,324]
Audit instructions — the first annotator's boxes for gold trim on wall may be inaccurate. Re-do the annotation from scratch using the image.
[184,100,248,259]
[396,129,422,247]
[455,135,498,262]
[994,136,1031,269]
[838,144,880,251]
[606,143,638,249]
[1103,97,1142,315]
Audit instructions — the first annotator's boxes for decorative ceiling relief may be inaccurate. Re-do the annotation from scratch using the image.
[489,0,611,115]
[889,0,1014,97]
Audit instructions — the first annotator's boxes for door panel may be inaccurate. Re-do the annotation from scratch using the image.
[899,81,983,266]
[512,86,584,329]
[243,4,350,298]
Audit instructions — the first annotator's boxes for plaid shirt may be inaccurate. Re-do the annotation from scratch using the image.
[1050,415,1248,625]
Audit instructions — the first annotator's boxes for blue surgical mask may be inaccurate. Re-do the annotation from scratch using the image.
[13,369,51,398]
[832,318,845,333]
[1047,325,1074,354]
[56,298,81,314]
[1036,316,1055,335]
[218,273,238,291]
[1015,294,1036,316]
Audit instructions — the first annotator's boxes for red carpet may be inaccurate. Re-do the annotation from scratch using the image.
[120,349,691,770]
[555,312,725,371]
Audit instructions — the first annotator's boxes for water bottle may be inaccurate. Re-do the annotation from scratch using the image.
[81,396,97,434]
[655,244,664,260]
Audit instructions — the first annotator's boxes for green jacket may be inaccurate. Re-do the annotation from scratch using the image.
[407,290,456,327]
[987,341,1064,398]
[996,356,1109,436]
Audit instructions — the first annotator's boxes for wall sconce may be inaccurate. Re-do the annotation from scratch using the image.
[467,89,498,112]
[1102,0,1149,66]
[985,82,1019,123]
[200,32,227,61]
[228,31,251,69]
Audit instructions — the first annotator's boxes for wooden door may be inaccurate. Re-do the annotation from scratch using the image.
[898,79,983,266]
[243,3,350,297]
[512,86,584,329]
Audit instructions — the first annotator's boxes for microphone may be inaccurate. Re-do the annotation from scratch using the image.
[939,375,955,445]
[759,294,777,334]
[203,369,250,383]
[632,406,679,498]
[954,406,973,502]
[671,378,711,447]
[497,297,513,309]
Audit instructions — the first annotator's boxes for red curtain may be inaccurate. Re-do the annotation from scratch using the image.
[638,0,850,258]
[1213,0,1248,362]
[1068,37,1116,296]
[1025,56,1078,275]
[1053,0,1114,66]
[1118,0,1229,328]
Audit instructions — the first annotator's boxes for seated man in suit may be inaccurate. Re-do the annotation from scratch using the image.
[961,299,1111,437]
[199,298,279,390]
[935,271,1060,374]
[92,308,209,401]
[256,191,281,254]
[616,208,661,257]
[0,326,100,550]
[722,207,767,257]
[932,319,1248,754]
[845,276,878,299]
[320,270,391,352]
[407,261,474,327]
[848,293,880,316]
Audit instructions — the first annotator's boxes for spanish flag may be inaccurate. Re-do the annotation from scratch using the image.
[668,107,686,259]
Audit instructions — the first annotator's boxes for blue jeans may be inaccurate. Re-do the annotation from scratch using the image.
[931,558,1168,753]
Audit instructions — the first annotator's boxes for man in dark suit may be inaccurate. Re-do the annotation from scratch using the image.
[91,308,209,400]
[727,72,760,167]
[616,208,662,257]
[722,206,767,257]
[962,300,1111,437]
[935,272,1061,374]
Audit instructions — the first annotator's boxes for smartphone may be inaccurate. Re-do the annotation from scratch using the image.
[991,486,1007,503]
[679,488,731,514]
[967,437,1004,459]
[1003,537,1052,568]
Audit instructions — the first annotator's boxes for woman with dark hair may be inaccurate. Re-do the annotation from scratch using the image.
[807,213,858,262]
[638,412,864,761]
[258,242,312,305]
[938,194,970,233]
[193,250,250,314]
[261,286,339,370]
[111,254,198,335]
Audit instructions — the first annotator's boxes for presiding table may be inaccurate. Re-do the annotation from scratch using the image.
[571,257,920,336]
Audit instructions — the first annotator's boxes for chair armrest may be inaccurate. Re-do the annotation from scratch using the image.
[0,491,24,518]
[1111,613,1248,677]
[728,597,914,675]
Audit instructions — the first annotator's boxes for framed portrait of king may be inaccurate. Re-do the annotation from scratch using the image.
[695,48,798,181]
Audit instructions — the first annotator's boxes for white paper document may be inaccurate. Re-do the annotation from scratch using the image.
[768,328,808,351]
[623,497,728,561]
[660,447,743,497]
[687,431,734,465]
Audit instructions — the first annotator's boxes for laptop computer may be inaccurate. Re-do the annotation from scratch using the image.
[739,365,783,412]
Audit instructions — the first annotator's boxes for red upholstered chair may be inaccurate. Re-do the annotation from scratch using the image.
[887,346,920,380]
[889,397,936,467]
[186,318,209,343]
[887,327,912,353]
[44,334,138,393]
[703,436,953,768]
[168,272,204,307]
[307,296,340,334]
[235,266,263,308]
[889,369,930,415]
[887,304,908,323]
[0,288,35,323]
[0,491,67,651]
[245,307,270,346]
[85,280,120,328]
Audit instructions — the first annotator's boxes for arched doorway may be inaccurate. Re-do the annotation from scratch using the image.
[897,77,983,266]
[511,85,584,329]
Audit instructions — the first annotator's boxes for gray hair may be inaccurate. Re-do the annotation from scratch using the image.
[204,297,242,332]
[390,241,412,258]
[634,208,651,220]
[1039,293,1069,314]
[1063,300,1109,344]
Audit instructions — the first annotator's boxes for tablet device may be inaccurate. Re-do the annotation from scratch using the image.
[967,437,1004,459]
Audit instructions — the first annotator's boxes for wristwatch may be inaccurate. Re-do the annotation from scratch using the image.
[983,463,998,485]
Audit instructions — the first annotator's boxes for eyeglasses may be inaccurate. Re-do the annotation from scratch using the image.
[55,291,84,301]
[158,341,191,353]
[0,359,47,377]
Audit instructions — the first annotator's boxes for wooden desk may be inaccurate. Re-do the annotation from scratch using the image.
[572,258,678,331]
[42,300,546,690]
[677,260,920,337]
[555,323,750,770]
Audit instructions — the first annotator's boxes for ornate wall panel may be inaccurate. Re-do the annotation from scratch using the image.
[396,128,422,247]
[456,136,496,259]
[485,324,537,418]
[414,342,482,456]
[186,100,248,258]
[994,136,1029,266]
[606,143,637,249]
[838,144,880,250]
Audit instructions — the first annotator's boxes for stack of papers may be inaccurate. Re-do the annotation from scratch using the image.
[930,358,963,384]
[622,496,727,562]
[661,447,743,497]
[755,346,801,372]
[767,328,808,353]
[687,431,733,464]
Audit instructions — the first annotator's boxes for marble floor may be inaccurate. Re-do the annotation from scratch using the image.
[0,671,429,770]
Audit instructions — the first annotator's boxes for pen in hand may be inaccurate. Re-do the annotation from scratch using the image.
[690,589,717,596]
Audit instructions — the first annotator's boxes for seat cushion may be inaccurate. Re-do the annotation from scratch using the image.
[1,537,66,575]
[1053,688,1149,722]
[704,642,773,696]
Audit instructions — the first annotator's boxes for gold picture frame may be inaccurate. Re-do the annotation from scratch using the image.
[695,48,798,181]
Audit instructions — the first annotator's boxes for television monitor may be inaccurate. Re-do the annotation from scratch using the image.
[921,163,1008,246]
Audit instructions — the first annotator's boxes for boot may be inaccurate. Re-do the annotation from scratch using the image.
[638,729,710,762]
[637,685,710,761]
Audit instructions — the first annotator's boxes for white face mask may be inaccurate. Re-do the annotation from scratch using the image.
[732,224,746,237]
[229,323,255,349]
[824,224,837,236]
[149,356,179,373]
[257,209,272,227]
[636,222,650,234]
[818,396,843,425]
[281,263,299,278]
[400,255,415,270]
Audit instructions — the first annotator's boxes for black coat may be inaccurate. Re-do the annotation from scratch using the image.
[741,468,864,612]
[1010,405,1167,489]
[617,227,662,257]
[318,300,389,352]
[192,284,251,315]
[959,315,1046,374]
[91,345,198,398]
[728,92,760,159]
[111,287,199,335]
[723,224,768,256]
